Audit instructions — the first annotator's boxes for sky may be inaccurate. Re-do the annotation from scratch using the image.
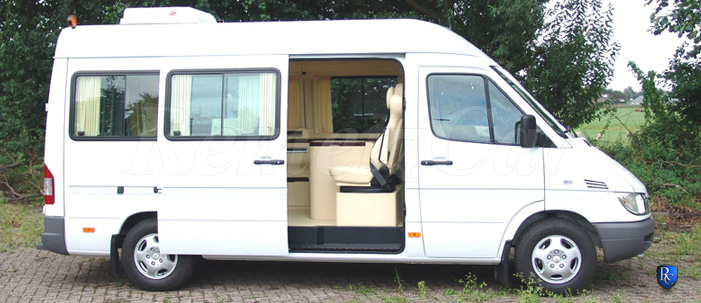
[607,1,686,91]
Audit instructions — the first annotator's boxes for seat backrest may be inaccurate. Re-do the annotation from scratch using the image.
[370,84,403,175]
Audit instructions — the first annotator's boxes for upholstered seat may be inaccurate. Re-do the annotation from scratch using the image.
[329,84,403,191]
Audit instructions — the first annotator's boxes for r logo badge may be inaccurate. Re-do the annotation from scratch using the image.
[657,265,677,289]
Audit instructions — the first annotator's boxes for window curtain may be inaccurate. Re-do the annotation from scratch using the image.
[237,73,277,136]
[238,75,261,135]
[258,73,276,136]
[313,76,333,134]
[75,77,101,136]
[170,75,192,136]
[288,76,304,129]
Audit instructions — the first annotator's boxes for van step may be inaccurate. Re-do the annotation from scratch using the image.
[289,242,401,252]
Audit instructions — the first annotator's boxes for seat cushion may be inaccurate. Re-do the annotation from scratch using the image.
[329,163,373,185]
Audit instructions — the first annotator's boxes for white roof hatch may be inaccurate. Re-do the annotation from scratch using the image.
[119,7,217,25]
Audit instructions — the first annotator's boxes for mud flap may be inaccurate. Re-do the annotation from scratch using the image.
[495,241,512,284]
[110,235,123,277]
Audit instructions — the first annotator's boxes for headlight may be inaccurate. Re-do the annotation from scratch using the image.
[615,192,650,215]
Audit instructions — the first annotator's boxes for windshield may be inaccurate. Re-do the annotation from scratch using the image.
[491,66,569,137]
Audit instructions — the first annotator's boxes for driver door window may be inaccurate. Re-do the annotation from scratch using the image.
[427,74,522,145]
[489,81,522,144]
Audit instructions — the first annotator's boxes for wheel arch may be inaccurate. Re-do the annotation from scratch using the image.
[511,211,601,248]
[119,212,157,238]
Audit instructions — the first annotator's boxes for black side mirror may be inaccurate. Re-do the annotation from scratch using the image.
[519,114,537,148]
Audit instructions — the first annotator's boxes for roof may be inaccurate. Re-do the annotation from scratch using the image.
[54,18,487,59]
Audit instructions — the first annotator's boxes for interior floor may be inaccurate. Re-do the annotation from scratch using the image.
[288,207,335,227]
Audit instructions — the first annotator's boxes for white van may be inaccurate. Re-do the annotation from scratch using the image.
[40,7,654,294]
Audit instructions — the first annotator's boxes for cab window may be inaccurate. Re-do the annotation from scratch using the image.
[427,74,522,144]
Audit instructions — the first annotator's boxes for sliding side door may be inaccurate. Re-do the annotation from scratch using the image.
[156,55,289,256]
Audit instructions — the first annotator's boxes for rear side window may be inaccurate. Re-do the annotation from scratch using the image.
[72,74,159,139]
[167,71,279,139]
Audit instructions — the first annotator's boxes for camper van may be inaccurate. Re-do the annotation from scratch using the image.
[40,7,654,294]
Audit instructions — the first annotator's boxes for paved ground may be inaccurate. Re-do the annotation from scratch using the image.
[0,247,699,302]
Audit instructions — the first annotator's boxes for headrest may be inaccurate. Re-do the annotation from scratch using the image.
[387,84,403,115]
[385,86,395,109]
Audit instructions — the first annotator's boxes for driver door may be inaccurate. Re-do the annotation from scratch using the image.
[417,67,544,258]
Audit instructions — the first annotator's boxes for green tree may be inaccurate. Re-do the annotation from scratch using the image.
[647,0,701,126]
[609,90,626,102]
[521,0,619,128]
[622,86,639,101]
[0,1,59,156]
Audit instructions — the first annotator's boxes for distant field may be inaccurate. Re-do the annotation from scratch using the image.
[577,105,645,143]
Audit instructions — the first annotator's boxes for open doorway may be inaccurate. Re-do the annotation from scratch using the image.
[286,58,405,252]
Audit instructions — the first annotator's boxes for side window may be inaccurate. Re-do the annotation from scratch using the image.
[427,75,490,143]
[168,71,278,138]
[427,75,522,144]
[331,77,397,133]
[489,81,523,144]
[72,74,158,138]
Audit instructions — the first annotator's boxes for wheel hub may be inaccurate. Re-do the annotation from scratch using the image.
[133,233,178,280]
[531,235,582,284]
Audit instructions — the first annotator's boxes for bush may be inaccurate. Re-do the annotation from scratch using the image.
[596,63,701,209]
[599,130,701,209]
[0,147,43,202]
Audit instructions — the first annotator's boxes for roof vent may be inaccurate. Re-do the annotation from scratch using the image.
[120,7,216,25]
[584,179,608,190]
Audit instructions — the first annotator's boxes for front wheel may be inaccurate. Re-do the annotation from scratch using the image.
[514,218,596,295]
[121,218,197,291]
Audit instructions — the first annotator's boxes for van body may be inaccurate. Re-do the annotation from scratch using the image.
[40,7,654,293]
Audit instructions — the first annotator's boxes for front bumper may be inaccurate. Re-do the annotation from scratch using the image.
[593,217,654,263]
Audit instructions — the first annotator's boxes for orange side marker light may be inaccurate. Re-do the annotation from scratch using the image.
[83,227,95,233]
[408,232,421,238]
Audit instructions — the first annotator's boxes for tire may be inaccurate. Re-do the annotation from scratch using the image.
[121,218,197,291]
[514,218,596,295]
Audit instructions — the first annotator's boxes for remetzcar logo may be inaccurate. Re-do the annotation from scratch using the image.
[657,265,677,289]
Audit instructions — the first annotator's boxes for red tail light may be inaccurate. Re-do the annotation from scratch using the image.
[44,164,55,205]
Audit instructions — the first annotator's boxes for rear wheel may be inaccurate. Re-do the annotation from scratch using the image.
[121,218,197,291]
[514,218,596,294]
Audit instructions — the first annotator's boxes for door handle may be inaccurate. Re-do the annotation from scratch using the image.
[421,160,453,166]
[254,159,285,165]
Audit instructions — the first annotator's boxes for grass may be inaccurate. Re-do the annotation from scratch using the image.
[577,105,645,143]
[648,223,701,272]
[349,283,376,299]
[0,198,43,252]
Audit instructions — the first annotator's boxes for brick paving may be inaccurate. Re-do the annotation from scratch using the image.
[0,248,488,302]
[1,248,699,302]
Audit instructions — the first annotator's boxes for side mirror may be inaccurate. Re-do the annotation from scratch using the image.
[519,114,537,148]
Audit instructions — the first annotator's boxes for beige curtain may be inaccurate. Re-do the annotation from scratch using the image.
[288,76,304,129]
[258,73,276,136]
[313,76,333,134]
[238,75,260,135]
[75,77,101,136]
[237,73,277,136]
[170,75,192,136]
